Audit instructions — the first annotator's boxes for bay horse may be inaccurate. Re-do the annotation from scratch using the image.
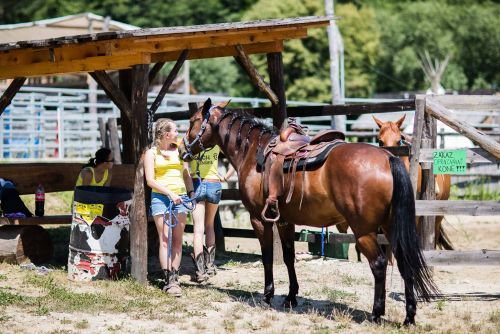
[179,99,439,325]
[373,115,453,250]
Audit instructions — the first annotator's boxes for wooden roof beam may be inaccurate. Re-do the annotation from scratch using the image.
[234,44,278,105]
[89,70,133,121]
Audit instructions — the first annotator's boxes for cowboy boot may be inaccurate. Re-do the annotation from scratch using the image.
[204,245,217,276]
[163,268,182,297]
[191,253,209,283]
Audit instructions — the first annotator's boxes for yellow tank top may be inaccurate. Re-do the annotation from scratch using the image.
[75,167,109,187]
[190,146,220,180]
[152,147,186,195]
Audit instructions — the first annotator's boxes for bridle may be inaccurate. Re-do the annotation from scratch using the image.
[181,105,217,161]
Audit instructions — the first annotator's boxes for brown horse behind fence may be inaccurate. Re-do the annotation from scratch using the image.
[373,115,454,250]
[179,99,439,325]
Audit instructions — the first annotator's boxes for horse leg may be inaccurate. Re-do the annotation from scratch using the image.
[277,222,299,308]
[355,232,388,323]
[337,222,362,262]
[250,216,275,305]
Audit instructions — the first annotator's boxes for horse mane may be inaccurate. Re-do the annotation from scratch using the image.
[216,109,276,152]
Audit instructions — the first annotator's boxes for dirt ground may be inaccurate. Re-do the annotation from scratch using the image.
[0,216,499,333]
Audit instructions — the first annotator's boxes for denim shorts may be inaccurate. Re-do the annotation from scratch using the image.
[193,179,222,204]
[150,192,192,216]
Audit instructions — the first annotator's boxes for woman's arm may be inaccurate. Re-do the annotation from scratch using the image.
[80,168,93,186]
[222,165,236,182]
[144,149,178,199]
[105,170,112,187]
[182,161,195,198]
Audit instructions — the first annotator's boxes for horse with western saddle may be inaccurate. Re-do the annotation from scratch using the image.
[259,118,345,222]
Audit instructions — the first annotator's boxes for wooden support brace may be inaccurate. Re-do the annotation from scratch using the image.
[148,62,166,85]
[149,49,189,115]
[234,44,279,106]
[0,77,26,116]
[426,98,500,160]
[90,70,132,121]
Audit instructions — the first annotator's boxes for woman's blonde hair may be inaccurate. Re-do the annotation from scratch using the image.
[154,118,175,147]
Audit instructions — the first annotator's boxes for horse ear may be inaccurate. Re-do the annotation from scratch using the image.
[202,98,212,117]
[373,116,384,129]
[217,100,231,109]
[396,114,406,128]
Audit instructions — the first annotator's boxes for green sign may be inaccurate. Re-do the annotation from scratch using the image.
[433,149,467,174]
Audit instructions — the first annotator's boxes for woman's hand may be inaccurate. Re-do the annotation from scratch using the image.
[170,194,182,205]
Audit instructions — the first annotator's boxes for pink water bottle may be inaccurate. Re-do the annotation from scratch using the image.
[35,184,45,217]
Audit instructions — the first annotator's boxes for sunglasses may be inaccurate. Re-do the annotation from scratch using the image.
[106,159,115,162]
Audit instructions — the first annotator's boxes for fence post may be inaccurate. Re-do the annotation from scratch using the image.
[410,96,425,198]
[420,98,437,250]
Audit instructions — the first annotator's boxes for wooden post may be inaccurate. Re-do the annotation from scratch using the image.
[267,52,287,264]
[0,77,26,116]
[419,110,436,250]
[129,64,150,283]
[266,52,287,131]
[107,118,122,164]
[98,117,109,148]
[119,69,135,164]
[410,96,425,198]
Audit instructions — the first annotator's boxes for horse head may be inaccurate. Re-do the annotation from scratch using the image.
[179,98,229,161]
[373,114,407,147]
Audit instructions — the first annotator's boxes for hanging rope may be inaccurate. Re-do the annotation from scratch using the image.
[163,197,196,268]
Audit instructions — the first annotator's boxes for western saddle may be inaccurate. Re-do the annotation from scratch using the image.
[261,118,345,222]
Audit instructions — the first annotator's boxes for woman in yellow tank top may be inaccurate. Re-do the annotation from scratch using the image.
[75,148,113,187]
[144,118,194,297]
[190,146,235,282]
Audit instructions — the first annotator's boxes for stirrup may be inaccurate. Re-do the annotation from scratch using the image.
[261,199,280,223]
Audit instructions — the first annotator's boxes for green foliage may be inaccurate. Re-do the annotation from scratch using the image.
[1,0,498,97]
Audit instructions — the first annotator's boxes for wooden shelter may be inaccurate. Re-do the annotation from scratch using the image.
[0,16,333,281]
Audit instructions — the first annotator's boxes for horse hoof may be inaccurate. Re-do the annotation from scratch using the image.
[368,314,382,324]
[403,317,415,326]
[282,297,298,308]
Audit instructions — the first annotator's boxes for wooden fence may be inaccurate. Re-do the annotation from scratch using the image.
[2,96,499,266]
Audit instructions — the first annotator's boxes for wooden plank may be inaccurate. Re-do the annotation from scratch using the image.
[148,50,189,115]
[151,41,283,63]
[119,69,134,164]
[267,52,287,130]
[0,77,26,116]
[129,65,149,283]
[430,95,500,112]
[0,16,332,52]
[129,156,147,283]
[107,118,122,164]
[424,250,500,266]
[148,62,165,85]
[416,200,500,216]
[90,70,133,121]
[410,97,425,198]
[426,98,500,160]
[306,232,389,245]
[419,147,500,164]
[0,163,135,195]
[0,53,151,80]
[234,44,279,105]
[419,113,437,250]
[0,215,72,226]
[231,100,415,117]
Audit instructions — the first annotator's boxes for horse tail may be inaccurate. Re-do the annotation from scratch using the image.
[438,222,454,250]
[389,156,439,302]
